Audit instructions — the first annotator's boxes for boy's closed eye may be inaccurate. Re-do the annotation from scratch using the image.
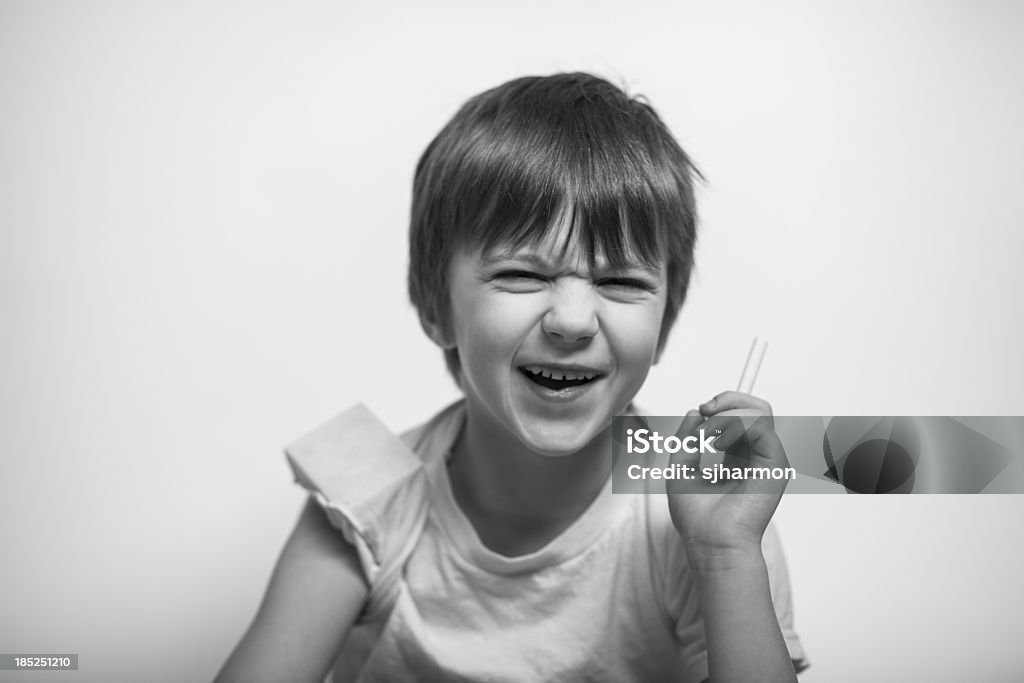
[493,270,549,283]
[596,276,658,292]
[489,270,659,295]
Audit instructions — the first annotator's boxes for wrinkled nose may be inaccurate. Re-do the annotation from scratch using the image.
[541,280,599,344]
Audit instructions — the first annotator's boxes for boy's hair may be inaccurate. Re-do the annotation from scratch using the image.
[408,72,701,385]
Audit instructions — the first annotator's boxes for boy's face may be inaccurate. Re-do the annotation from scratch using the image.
[442,227,668,457]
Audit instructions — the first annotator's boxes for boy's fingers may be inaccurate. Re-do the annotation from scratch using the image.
[700,391,773,417]
[677,409,704,435]
[708,418,748,454]
[707,415,778,462]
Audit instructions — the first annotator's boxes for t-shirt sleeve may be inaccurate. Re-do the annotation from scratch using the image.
[284,403,428,620]
[655,507,810,679]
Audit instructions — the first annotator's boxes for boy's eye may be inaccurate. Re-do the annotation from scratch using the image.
[598,277,656,292]
[493,270,548,283]
[489,269,657,293]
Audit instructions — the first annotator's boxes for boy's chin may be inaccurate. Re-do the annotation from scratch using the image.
[515,420,607,458]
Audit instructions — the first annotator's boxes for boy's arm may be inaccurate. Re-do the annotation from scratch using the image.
[668,392,798,683]
[213,496,368,683]
[689,548,797,683]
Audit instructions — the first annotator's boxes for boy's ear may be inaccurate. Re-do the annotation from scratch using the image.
[419,312,456,350]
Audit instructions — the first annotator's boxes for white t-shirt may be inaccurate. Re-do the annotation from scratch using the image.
[285,401,808,683]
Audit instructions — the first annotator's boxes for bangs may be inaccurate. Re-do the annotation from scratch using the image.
[448,94,688,272]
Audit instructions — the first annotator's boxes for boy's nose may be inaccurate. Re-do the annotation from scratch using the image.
[541,281,599,344]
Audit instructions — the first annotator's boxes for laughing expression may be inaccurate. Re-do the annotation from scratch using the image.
[443,234,668,458]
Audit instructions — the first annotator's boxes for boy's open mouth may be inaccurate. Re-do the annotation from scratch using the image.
[519,365,602,391]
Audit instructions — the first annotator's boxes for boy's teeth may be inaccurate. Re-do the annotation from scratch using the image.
[522,365,598,381]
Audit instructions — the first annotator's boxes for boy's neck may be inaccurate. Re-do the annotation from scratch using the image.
[448,403,613,558]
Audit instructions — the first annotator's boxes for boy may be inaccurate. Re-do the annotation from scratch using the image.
[216,73,808,682]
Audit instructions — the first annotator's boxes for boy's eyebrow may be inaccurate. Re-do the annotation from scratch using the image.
[479,252,555,269]
[480,251,662,277]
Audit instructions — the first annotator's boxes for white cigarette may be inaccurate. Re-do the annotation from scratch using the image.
[736,337,768,393]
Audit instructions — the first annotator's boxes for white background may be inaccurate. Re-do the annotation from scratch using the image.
[2,1,1023,681]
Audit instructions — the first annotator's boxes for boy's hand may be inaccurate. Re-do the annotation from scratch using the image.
[665,391,790,570]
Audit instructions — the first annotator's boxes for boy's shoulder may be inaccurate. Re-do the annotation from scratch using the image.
[285,399,465,484]
[285,403,423,503]
[283,403,439,573]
